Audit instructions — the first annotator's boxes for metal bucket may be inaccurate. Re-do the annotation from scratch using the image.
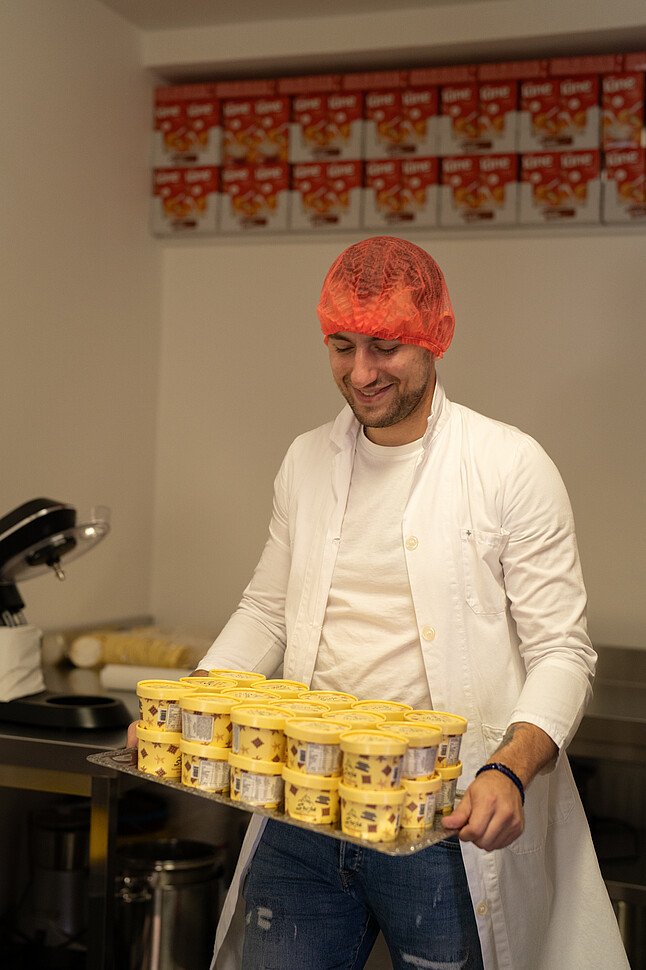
[115,839,222,970]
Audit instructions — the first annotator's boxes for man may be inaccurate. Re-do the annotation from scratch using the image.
[131,237,628,969]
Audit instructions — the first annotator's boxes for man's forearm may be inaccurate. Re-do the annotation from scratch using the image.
[488,721,558,789]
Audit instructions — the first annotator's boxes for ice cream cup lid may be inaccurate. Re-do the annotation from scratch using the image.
[179,738,230,759]
[339,730,407,756]
[136,722,182,744]
[338,780,406,805]
[380,721,442,746]
[283,764,340,790]
[436,760,463,780]
[136,679,197,700]
[284,718,348,744]
[402,772,442,794]
[230,704,288,730]
[404,711,467,734]
[228,752,285,774]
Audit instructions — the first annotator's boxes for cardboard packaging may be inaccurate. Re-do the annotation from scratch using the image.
[289,92,363,162]
[219,163,290,232]
[602,72,645,149]
[439,81,518,156]
[519,76,600,151]
[222,97,290,166]
[363,157,439,228]
[150,167,219,236]
[289,160,363,231]
[364,87,439,159]
[602,147,646,223]
[519,150,601,225]
[439,154,518,227]
[152,85,221,167]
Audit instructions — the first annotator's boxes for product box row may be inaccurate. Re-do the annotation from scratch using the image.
[152,55,646,169]
[151,148,646,235]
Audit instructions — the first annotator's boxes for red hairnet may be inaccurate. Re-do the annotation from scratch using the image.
[317,236,455,357]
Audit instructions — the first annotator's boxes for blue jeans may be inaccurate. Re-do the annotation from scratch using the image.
[242,819,484,970]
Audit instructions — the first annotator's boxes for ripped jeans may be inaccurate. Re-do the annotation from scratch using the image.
[241,820,484,970]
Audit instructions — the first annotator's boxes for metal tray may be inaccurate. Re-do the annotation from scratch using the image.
[88,747,461,856]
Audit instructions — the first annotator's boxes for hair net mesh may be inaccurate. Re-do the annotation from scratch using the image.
[317,236,455,357]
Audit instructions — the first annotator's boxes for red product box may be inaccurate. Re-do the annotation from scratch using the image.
[290,92,363,162]
[222,97,290,166]
[602,73,645,149]
[519,150,601,224]
[277,75,341,96]
[290,160,363,230]
[152,85,221,167]
[363,157,439,228]
[219,163,289,232]
[439,154,518,227]
[477,60,549,82]
[150,167,219,235]
[364,87,439,159]
[439,82,518,155]
[603,147,646,223]
[519,76,600,151]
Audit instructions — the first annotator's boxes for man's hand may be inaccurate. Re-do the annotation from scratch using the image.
[441,768,524,850]
[441,721,558,851]
[124,668,209,749]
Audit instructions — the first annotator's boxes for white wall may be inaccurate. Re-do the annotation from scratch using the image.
[0,0,161,630]
[150,230,646,650]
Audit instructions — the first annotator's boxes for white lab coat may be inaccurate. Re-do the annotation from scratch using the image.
[203,377,628,970]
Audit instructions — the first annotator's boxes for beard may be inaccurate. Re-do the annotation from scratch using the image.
[338,354,435,429]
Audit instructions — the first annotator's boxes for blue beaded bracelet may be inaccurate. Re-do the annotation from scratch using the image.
[475,762,525,805]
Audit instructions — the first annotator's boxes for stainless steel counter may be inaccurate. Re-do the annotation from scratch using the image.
[568,645,646,765]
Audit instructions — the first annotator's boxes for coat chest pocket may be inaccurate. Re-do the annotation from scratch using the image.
[460,529,508,615]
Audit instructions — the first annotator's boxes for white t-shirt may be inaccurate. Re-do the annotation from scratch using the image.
[311,429,432,709]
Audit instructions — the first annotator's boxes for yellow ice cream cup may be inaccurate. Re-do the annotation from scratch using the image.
[403,711,467,766]
[380,721,442,779]
[351,700,413,721]
[269,699,331,718]
[180,738,231,793]
[207,669,267,686]
[136,722,182,779]
[283,765,340,824]
[322,710,387,729]
[179,691,239,747]
[400,773,442,829]
[178,676,237,692]
[220,686,282,704]
[435,761,463,815]
[284,718,347,776]
[298,690,358,711]
[340,730,407,791]
[229,752,285,808]
[339,781,406,842]
[262,679,309,699]
[230,704,288,762]
[136,679,198,733]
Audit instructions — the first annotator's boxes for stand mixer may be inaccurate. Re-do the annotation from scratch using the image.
[0,498,130,728]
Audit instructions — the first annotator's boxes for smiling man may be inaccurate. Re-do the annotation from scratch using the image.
[178,237,627,970]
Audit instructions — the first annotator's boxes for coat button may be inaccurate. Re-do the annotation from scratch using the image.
[421,626,436,641]
[405,536,419,550]
[476,901,488,916]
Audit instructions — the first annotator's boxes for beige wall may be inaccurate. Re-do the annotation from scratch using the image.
[1,0,160,629]
[150,232,646,650]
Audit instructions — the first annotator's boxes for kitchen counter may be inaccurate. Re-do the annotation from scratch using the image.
[568,644,646,765]
[0,645,643,969]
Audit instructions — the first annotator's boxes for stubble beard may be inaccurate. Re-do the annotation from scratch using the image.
[340,356,434,429]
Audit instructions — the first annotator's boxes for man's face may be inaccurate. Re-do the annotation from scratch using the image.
[327,332,436,445]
